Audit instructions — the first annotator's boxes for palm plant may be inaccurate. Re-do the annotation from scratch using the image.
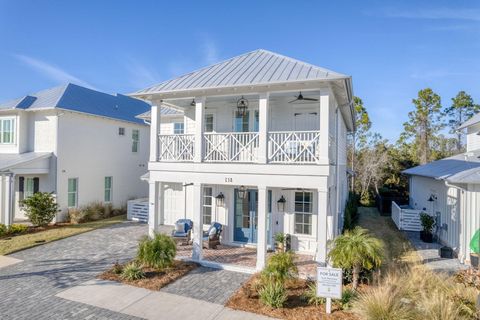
[328,226,384,290]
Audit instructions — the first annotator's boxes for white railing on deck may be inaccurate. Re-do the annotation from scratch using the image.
[391,201,423,231]
[158,134,195,161]
[268,131,321,163]
[204,132,259,162]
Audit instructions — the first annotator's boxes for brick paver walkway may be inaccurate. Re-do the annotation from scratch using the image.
[0,222,146,320]
[161,266,251,304]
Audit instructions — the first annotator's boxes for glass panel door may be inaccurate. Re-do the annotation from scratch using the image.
[234,189,257,243]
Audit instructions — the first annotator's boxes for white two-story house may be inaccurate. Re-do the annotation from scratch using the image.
[131,49,354,271]
[0,83,150,225]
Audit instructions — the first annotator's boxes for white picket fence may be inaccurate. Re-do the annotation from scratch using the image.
[127,198,149,223]
[391,201,422,231]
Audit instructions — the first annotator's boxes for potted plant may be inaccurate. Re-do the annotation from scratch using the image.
[419,212,435,243]
[274,232,286,253]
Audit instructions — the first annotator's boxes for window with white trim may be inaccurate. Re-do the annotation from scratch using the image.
[68,178,78,208]
[132,129,139,152]
[204,114,214,132]
[173,122,184,134]
[0,118,15,144]
[104,176,112,202]
[294,191,313,235]
[203,186,213,225]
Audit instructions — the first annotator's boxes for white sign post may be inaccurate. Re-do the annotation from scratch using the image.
[317,266,342,314]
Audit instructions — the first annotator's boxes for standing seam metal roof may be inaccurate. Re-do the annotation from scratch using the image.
[132,49,349,95]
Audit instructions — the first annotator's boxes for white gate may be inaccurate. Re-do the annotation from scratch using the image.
[127,198,149,223]
[391,201,422,231]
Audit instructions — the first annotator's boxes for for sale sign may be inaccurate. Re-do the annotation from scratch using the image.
[316,267,342,299]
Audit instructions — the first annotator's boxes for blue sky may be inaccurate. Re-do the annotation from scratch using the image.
[0,0,479,141]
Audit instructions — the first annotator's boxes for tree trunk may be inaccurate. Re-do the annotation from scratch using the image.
[352,264,361,290]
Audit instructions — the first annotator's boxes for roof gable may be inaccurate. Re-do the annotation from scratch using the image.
[132,49,349,96]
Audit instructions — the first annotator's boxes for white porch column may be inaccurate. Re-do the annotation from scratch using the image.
[0,175,4,225]
[256,186,268,270]
[258,93,270,164]
[194,97,206,163]
[149,105,161,162]
[319,91,330,164]
[4,174,13,226]
[192,182,203,261]
[316,189,328,265]
[148,181,160,237]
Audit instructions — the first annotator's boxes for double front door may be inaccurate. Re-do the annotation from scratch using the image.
[234,188,271,244]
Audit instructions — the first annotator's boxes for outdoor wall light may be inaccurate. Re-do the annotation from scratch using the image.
[277,195,287,212]
[427,194,437,202]
[236,96,249,116]
[238,186,247,199]
[215,192,225,207]
[190,98,196,106]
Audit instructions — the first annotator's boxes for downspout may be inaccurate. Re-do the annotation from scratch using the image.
[335,107,341,236]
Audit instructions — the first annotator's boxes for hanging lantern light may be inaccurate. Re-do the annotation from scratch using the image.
[237,186,247,199]
[277,195,286,212]
[215,192,225,207]
[236,96,249,116]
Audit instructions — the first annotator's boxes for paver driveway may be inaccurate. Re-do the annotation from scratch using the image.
[0,222,146,320]
[0,221,256,320]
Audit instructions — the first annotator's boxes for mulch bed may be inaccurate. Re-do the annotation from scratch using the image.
[226,275,357,320]
[99,260,198,291]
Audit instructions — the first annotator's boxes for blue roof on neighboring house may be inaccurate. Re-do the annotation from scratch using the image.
[0,83,150,124]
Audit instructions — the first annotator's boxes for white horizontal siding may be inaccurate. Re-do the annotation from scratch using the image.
[466,123,480,152]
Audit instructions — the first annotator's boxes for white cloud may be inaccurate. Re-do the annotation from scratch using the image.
[200,34,219,65]
[14,54,96,89]
[369,7,480,21]
[124,58,161,88]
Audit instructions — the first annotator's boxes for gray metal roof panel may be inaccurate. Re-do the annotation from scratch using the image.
[403,150,480,184]
[458,113,480,130]
[0,152,52,171]
[132,49,349,96]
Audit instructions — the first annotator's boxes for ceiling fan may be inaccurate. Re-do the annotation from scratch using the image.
[288,91,319,104]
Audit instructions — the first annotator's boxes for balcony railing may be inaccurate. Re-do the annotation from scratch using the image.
[158,134,195,161]
[268,131,321,163]
[156,130,322,164]
[204,132,259,162]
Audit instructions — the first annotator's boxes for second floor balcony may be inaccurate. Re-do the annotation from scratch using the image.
[157,130,325,164]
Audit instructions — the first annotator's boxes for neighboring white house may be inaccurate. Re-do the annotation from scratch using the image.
[0,83,150,225]
[403,113,480,264]
[130,49,355,270]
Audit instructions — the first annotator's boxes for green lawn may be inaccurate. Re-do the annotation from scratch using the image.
[0,215,127,255]
[356,207,420,270]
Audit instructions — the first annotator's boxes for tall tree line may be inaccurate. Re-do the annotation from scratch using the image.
[349,89,479,204]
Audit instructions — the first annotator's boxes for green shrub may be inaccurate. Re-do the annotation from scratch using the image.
[137,233,176,270]
[343,192,360,231]
[112,261,123,275]
[338,288,357,310]
[302,281,325,306]
[68,202,121,224]
[259,281,288,308]
[261,252,298,284]
[21,192,59,227]
[8,224,28,235]
[121,262,145,281]
[0,224,7,237]
[419,212,435,233]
